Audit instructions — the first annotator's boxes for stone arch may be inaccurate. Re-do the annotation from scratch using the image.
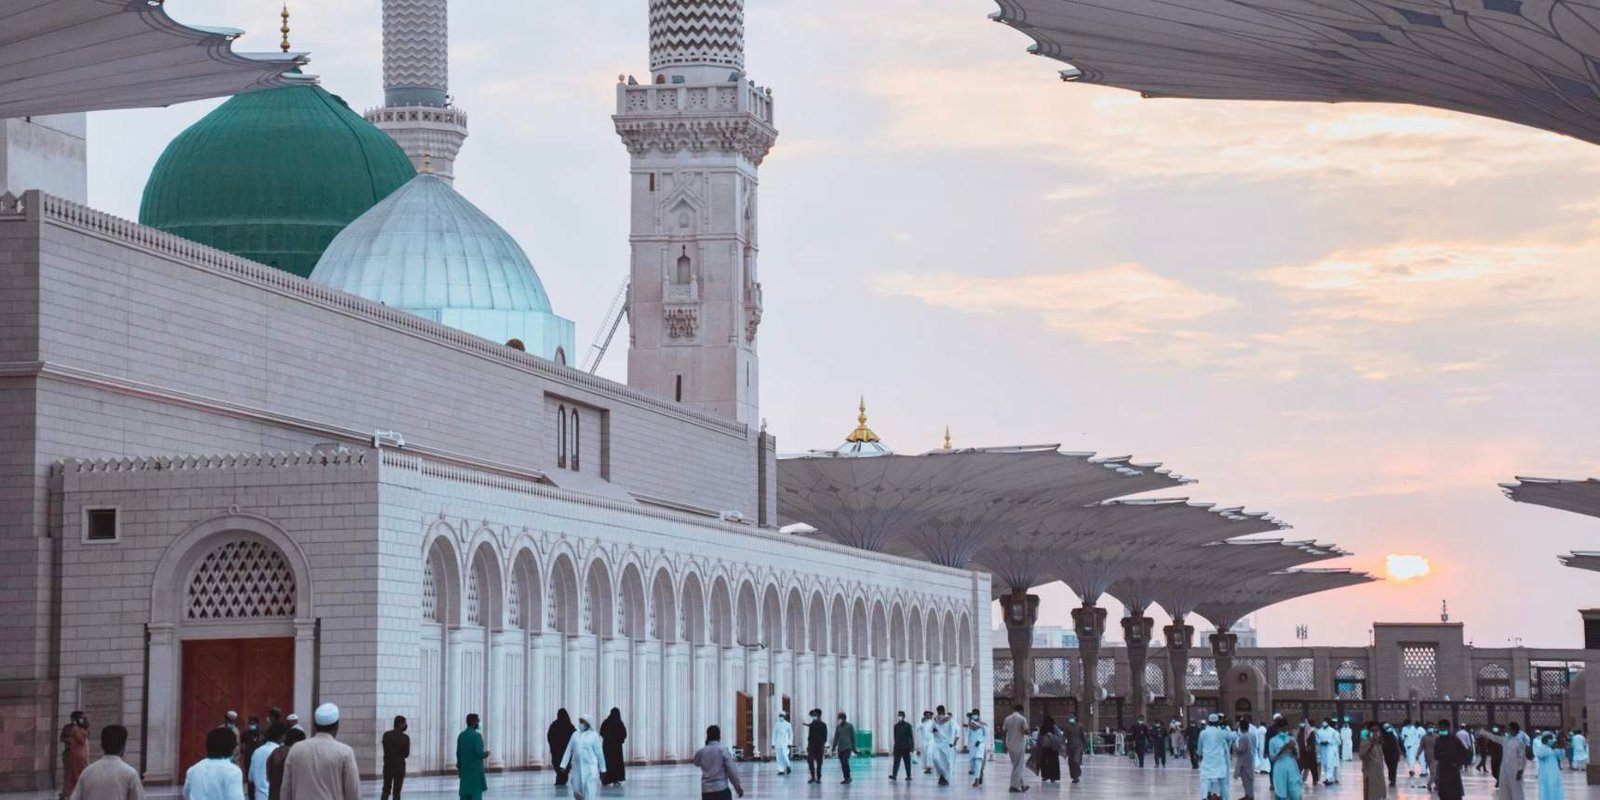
[942,610,958,664]
[926,612,943,665]
[466,540,504,629]
[785,588,806,652]
[549,552,581,636]
[618,562,648,641]
[681,571,707,644]
[422,532,463,628]
[761,584,783,648]
[808,591,827,654]
[650,566,677,643]
[710,575,734,646]
[851,597,869,658]
[890,603,907,661]
[509,548,543,632]
[959,613,973,667]
[870,600,889,659]
[830,593,849,656]
[736,579,759,647]
[153,513,316,626]
[585,557,615,637]
[908,606,924,662]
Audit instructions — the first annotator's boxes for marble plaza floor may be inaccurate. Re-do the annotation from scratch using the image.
[10,758,1600,799]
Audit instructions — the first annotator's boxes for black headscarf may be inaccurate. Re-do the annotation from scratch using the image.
[547,709,575,754]
[601,708,627,741]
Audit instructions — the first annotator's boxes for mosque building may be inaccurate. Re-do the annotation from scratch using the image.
[0,0,983,788]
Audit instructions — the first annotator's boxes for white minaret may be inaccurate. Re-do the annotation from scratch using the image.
[366,0,468,181]
[615,0,777,425]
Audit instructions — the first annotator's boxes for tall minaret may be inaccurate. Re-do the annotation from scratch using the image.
[366,0,469,181]
[615,0,777,425]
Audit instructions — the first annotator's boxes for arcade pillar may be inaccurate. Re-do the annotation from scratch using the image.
[1001,591,1040,716]
[1123,614,1154,722]
[1165,620,1194,722]
[1072,604,1107,733]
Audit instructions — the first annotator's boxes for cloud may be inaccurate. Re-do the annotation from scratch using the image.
[871,263,1237,344]
[861,62,1600,186]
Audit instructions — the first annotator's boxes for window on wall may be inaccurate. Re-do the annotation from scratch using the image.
[83,508,119,542]
[1477,663,1511,699]
[1400,643,1440,699]
[557,404,568,469]
[570,408,581,472]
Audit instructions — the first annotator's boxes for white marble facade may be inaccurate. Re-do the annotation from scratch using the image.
[53,448,984,780]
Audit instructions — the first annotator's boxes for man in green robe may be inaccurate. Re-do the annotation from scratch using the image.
[456,714,489,800]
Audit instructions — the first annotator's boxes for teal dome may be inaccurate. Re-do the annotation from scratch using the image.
[139,83,415,278]
[310,173,575,360]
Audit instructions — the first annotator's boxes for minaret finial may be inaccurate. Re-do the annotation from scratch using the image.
[845,397,880,444]
[943,426,952,450]
[421,151,432,174]
[279,4,291,53]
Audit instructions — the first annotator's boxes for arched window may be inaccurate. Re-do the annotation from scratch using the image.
[557,404,568,469]
[1477,663,1511,699]
[570,409,581,472]
[186,540,295,620]
[676,247,692,284]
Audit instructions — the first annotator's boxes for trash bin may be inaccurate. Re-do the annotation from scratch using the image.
[855,729,872,754]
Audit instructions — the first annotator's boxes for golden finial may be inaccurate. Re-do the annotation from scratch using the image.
[845,397,881,444]
[279,4,291,53]
[943,426,952,450]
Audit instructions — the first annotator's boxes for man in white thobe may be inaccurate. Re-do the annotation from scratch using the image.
[772,712,793,776]
[1252,721,1269,774]
[1316,719,1341,784]
[928,707,956,785]
[1341,719,1355,762]
[1002,706,1030,793]
[1479,723,1531,800]
[965,711,989,786]
[918,711,936,774]
[1402,721,1426,777]
[1198,714,1239,800]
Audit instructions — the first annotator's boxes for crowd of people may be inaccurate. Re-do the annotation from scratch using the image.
[54,703,1589,800]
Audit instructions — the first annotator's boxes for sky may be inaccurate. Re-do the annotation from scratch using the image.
[88,0,1600,648]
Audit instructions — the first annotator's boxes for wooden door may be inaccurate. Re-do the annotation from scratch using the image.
[735,691,753,755]
[180,638,294,777]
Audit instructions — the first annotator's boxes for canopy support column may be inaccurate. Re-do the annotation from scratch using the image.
[1001,590,1040,718]
[1211,628,1238,710]
[1071,603,1106,734]
[1164,620,1194,722]
[1122,614,1153,722]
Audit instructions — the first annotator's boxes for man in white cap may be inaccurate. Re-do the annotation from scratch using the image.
[1197,713,1239,800]
[280,703,359,800]
[285,714,301,733]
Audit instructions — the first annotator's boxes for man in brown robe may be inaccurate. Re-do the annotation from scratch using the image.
[1360,721,1387,799]
[60,711,90,800]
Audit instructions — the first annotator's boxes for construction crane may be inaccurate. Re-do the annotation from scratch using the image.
[581,278,629,374]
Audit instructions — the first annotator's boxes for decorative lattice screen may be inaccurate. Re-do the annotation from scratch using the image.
[1276,658,1315,690]
[995,659,1016,697]
[466,562,482,625]
[1535,666,1570,700]
[1335,659,1367,700]
[186,540,295,620]
[1400,643,1439,699]
[422,557,439,622]
[1145,661,1167,695]
[1191,657,1219,689]
[1239,657,1268,677]
[1098,657,1119,693]
[1476,663,1511,699]
[1036,657,1073,696]
[508,575,523,629]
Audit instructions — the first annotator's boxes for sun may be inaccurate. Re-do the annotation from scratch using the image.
[1385,554,1431,581]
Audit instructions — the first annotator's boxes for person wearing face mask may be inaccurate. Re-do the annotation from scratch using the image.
[772,711,793,777]
[1061,714,1086,784]
[832,712,858,785]
[889,711,914,782]
[1571,729,1589,772]
[964,709,989,786]
[558,714,604,800]
[928,706,956,786]
[1533,731,1562,800]
[1317,719,1342,785]
[918,711,935,775]
[240,718,264,779]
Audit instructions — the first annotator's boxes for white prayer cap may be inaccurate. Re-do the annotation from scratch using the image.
[226,710,238,720]
[1207,714,1220,723]
[313,703,340,726]
[286,713,300,722]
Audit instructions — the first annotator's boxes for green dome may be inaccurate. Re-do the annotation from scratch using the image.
[139,83,415,278]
